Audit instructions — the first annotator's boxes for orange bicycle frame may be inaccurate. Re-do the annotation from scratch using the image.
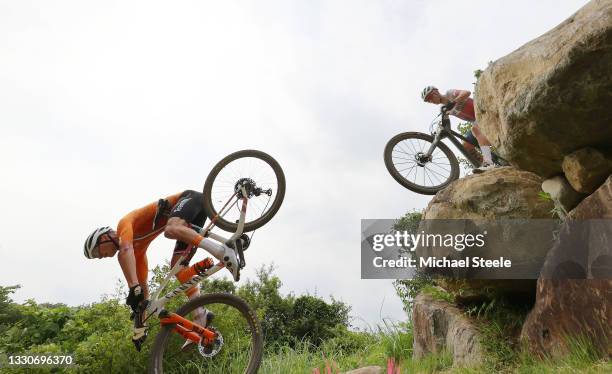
[159,312,217,345]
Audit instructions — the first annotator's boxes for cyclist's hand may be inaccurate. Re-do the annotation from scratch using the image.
[130,299,149,351]
[442,101,455,114]
[132,328,148,352]
[448,100,465,114]
[126,284,144,313]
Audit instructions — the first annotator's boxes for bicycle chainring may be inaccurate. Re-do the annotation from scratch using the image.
[197,326,223,358]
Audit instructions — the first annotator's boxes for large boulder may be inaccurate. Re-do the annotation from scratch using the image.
[413,293,483,367]
[568,175,612,219]
[521,176,612,357]
[562,147,612,194]
[419,167,555,295]
[475,0,612,178]
[521,279,611,357]
[423,167,552,220]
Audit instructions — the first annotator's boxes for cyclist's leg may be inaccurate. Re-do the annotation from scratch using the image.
[464,130,483,163]
[166,192,211,346]
[170,244,210,327]
[167,190,207,266]
[168,190,204,281]
[171,208,208,298]
[471,123,494,165]
[164,190,207,246]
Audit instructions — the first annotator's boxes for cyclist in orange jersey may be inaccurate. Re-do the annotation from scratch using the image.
[83,190,214,345]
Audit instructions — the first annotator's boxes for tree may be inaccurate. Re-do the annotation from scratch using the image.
[391,211,434,316]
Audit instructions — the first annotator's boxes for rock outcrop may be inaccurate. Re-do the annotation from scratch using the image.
[567,175,612,220]
[423,167,552,220]
[521,279,611,357]
[562,147,612,194]
[413,293,483,367]
[475,0,612,178]
[418,167,554,295]
[521,176,612,357]
[412,1,612,364]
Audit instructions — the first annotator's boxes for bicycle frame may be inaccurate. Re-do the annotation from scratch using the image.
[424,109,482,168]
[143,187,250,344]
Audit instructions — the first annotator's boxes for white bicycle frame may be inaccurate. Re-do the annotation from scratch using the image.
[145,187,249,318]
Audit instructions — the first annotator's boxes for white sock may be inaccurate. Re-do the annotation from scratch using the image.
[480,146,493,164]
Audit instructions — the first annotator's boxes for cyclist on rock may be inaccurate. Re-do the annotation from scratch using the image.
[422,86,497,173]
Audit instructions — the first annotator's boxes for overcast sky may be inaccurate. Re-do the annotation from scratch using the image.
[0,0,589,328]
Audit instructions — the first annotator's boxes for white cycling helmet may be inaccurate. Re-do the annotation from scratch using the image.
[421,86,438,101]
[84,226,113,259]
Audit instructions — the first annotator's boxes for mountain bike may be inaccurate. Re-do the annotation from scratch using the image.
[383,103,507,195]
[139,149,285,374]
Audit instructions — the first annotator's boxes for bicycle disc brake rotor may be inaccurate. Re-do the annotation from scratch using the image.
[197,326,223,358]
[234,177,272,198]
[234,178,256,197]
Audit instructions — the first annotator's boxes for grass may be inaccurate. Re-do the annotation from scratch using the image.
[403,350,453,373]
[258,320,454,374]
[446,337,611,373]
[378,319,413,362]
[260,338,385,373]
[141,322,610,374]
[421,285,455,303]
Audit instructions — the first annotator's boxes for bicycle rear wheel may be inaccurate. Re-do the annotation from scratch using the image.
[384,132,459,195]
[203,150,286,232]
[149,293,263,374]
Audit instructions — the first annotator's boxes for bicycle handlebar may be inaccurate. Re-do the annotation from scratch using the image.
[441,101,456,113]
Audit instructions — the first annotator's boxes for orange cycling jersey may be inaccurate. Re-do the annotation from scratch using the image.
[117,192,183,284]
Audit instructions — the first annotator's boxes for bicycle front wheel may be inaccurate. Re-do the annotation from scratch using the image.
[384,132,459,195]
[203,150,286,232]
[149,293,263,374]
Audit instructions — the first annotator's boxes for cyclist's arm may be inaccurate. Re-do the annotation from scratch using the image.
[117,241,140,287]
[453,90,471,103]
[116,222,143,295]
[135,253,150,299]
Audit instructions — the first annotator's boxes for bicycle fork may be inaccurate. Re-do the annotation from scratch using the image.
[159,311,217,346]
[418,130,444,166]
